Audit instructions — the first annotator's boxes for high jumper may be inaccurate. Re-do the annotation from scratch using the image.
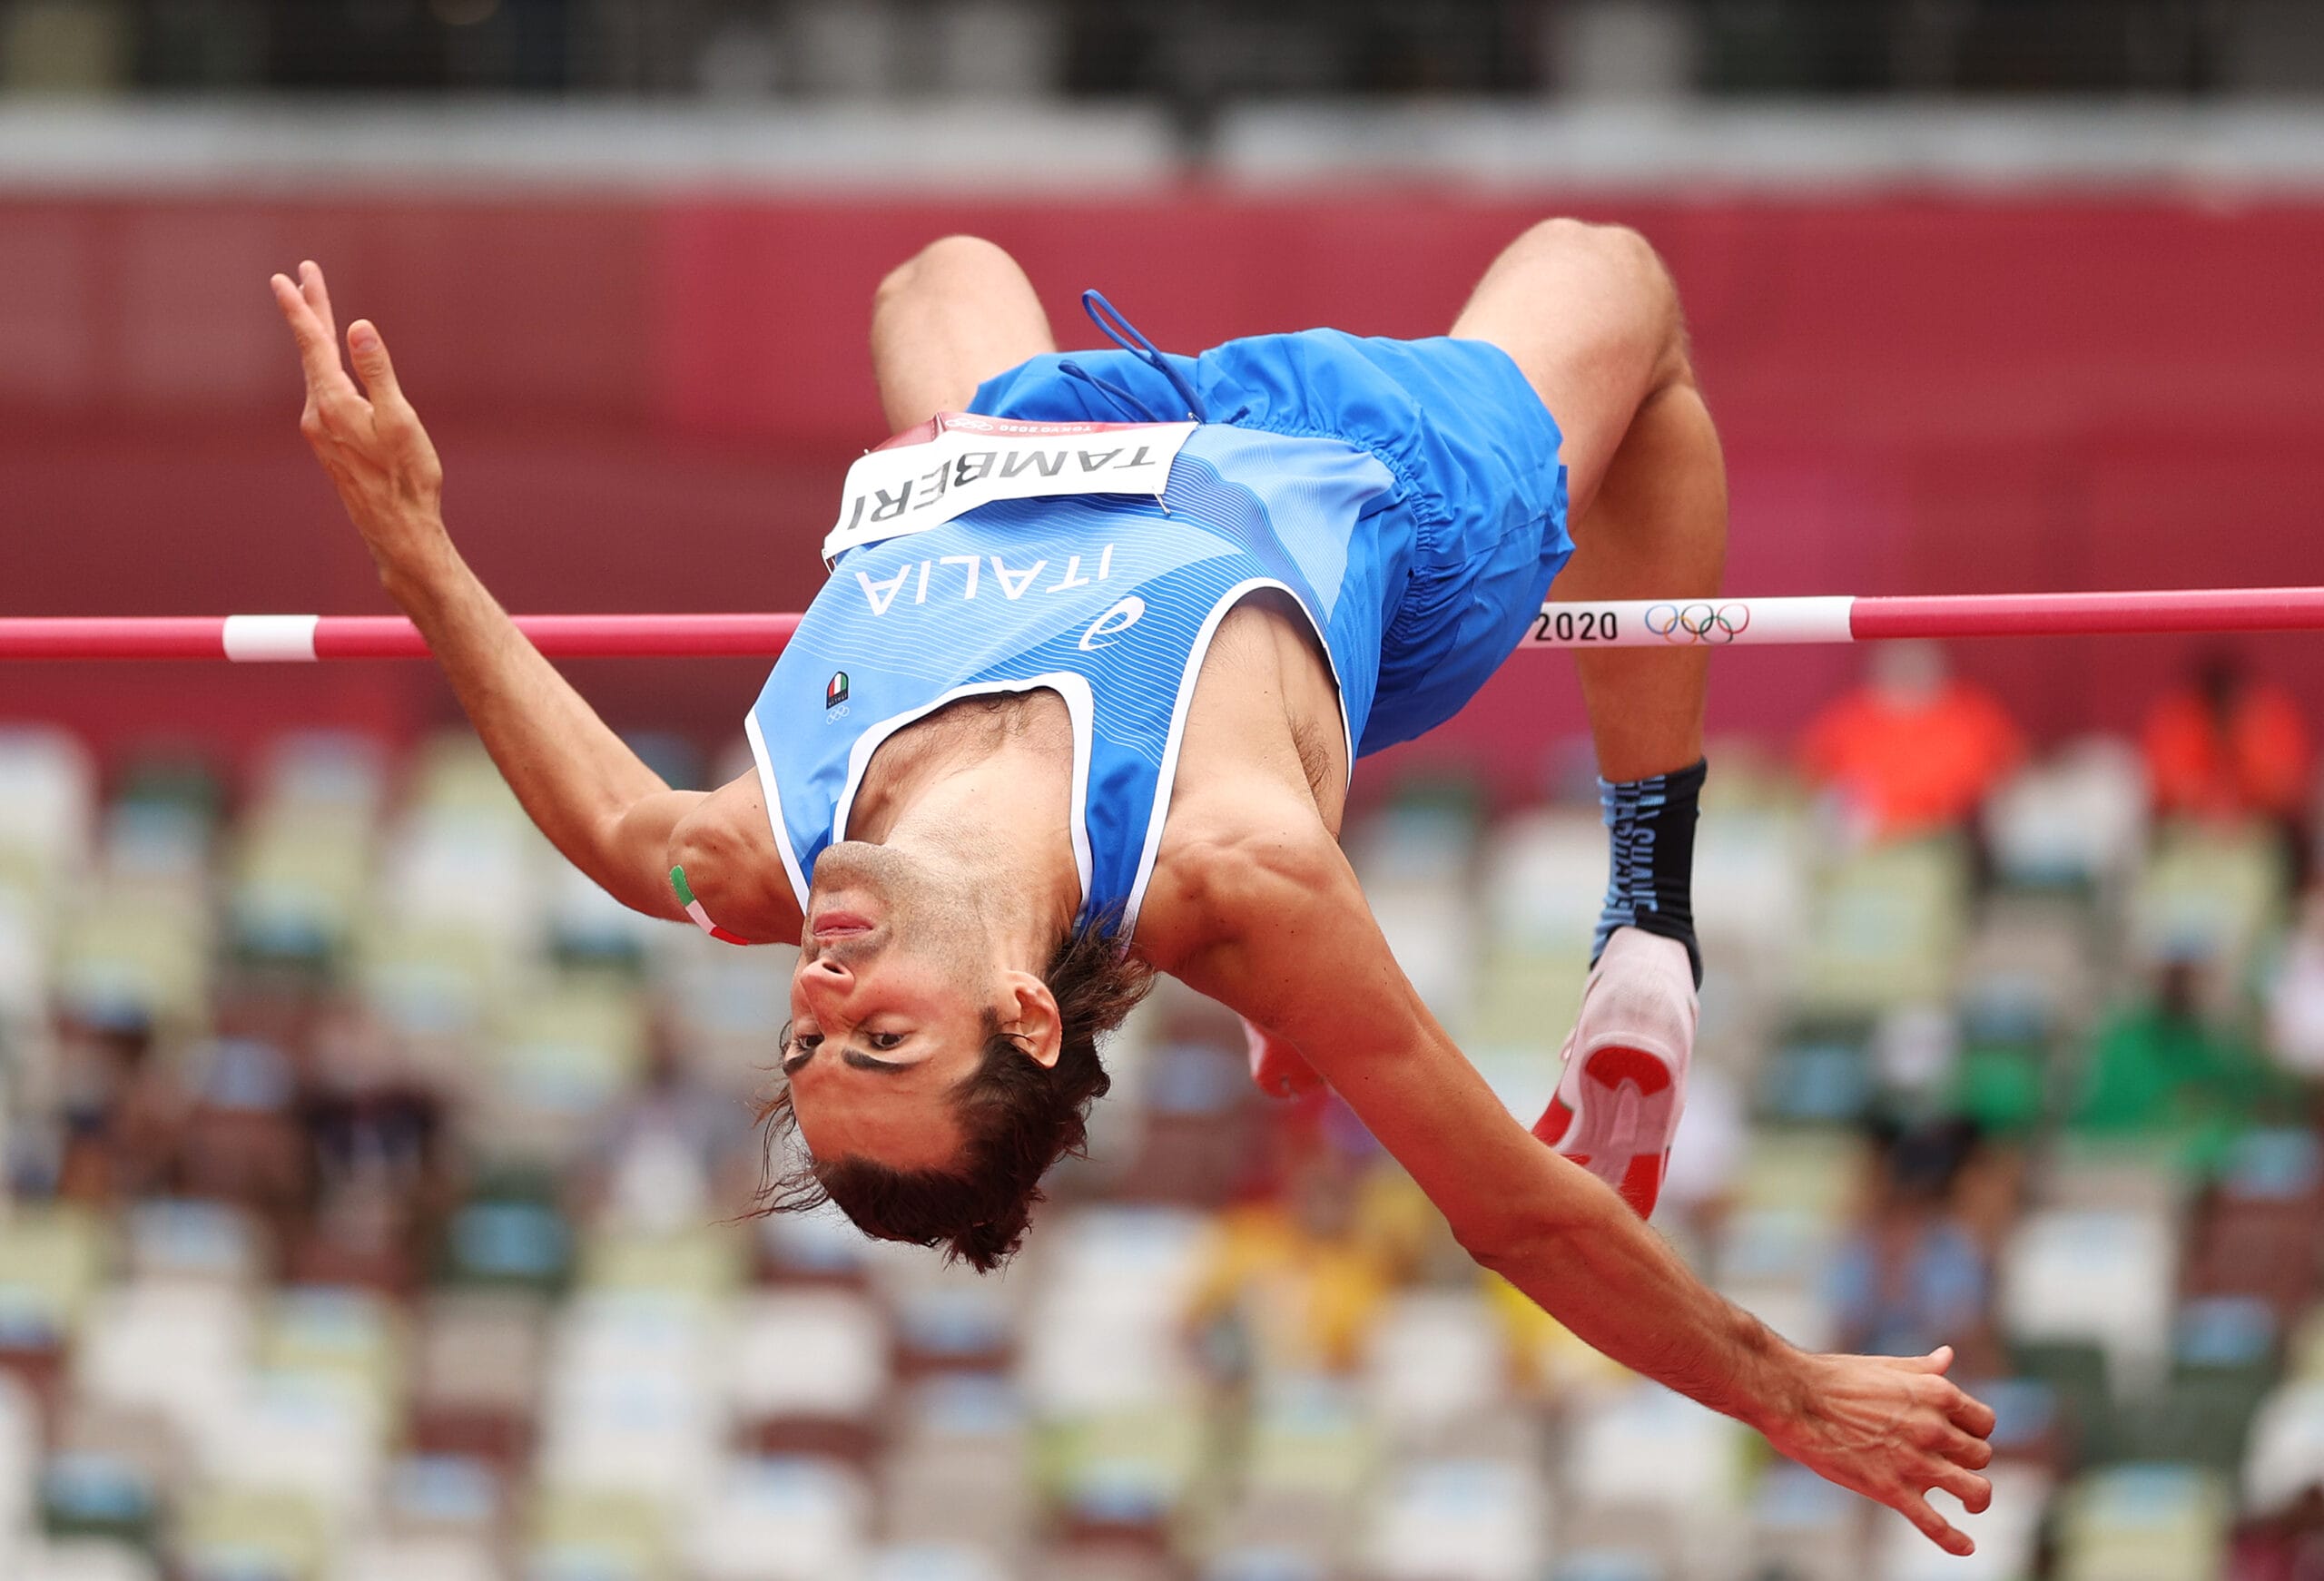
[268,221,1997,1553]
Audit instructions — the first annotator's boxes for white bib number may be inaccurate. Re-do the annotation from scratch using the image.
[823,412,1196,568]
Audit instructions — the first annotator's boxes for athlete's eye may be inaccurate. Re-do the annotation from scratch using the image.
[793,1032,824,1054]
[867,1031,906,1051]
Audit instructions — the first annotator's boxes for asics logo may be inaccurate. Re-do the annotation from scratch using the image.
[1079,596,1147,651]
[1644,602,1751,644]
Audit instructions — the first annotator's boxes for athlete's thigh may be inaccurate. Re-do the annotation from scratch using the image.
[1449,219,1681,519]
[872,236,1058,431]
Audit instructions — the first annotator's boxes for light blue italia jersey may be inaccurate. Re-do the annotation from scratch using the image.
[747,302,1572,944]
[746,424,1397,939]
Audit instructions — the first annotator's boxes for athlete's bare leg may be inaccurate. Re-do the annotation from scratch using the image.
[872,236,1058,433]
[1454,220,1724,1217]
[1452,219,1727,782]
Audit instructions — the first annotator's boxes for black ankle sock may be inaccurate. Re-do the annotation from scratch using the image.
[1592,758,1706,987]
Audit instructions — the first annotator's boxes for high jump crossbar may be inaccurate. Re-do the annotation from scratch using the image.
[2,587,2322,663]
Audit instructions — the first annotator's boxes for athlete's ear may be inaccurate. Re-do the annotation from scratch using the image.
[999,970,1063,1069]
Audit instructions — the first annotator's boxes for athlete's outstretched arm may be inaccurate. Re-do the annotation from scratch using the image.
[1149,812,1996,1557]
[871,236,1056,432]
[270,262,801,940]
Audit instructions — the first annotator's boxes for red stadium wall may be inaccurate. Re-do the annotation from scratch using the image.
[4,191,2321,797]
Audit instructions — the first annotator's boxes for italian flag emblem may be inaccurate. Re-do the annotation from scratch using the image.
[826,672,850,709]
[670,866,751,946]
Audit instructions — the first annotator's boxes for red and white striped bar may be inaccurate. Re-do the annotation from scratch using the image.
[1,588,2321,662]
[0,613,804,662]
[1521,587,2324,648]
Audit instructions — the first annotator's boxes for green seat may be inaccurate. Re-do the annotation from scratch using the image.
[2116,1374,2270,1473]
[2010,1340,2117,1465]
[1950,1039,2051,1134]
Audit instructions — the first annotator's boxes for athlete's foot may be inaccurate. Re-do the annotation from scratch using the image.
[1531,928,1698,1218]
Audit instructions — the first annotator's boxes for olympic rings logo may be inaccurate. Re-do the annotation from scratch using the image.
[1644,602,1752,644]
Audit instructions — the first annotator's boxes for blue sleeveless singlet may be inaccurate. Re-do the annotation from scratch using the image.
[747,422,1395,940]
[746,294,1571,943]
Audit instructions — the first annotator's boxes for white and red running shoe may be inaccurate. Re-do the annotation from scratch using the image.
[1531,927,1698,1219]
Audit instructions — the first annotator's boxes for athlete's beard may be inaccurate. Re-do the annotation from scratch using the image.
[804,839,998,993]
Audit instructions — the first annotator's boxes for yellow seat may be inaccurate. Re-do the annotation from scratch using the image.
[0,1203,109,1337]
[177,1485,331,1581]
[1794,837,1971,1018]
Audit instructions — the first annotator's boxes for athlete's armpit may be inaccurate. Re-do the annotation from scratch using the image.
[663,773,806,945]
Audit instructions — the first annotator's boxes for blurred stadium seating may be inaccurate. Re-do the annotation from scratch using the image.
[2,704,2322,1579]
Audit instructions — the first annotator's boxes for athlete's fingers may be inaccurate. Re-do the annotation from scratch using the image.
[1930,1424,1994,1470]
[1895,1490,1974,1556]
[272,273,362,416]
[1944,1381,1998,1439]
[300,260,339,349]
[1927,1461,1994,1516]
[271,272,331,379]
[347,320,404,412]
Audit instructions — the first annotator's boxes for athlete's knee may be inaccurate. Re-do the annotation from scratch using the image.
[1514,217,1673,298]
[1514,217,1689,381]
[876,234,1022,314]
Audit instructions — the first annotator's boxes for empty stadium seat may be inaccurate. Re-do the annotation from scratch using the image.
[1361,1290,1511,1443]
[2050,1463,2230,1581]
[1747,1463,1858,1581]
[869,1546,1013,1581]
[76,1281,253,1444]
[1363,1456,1548,1581]
[1985,740,2149,892]
[2243,1380,2324,1514]
[0,728,97,906]
[730,1287,890,1458]
[1999,1207,2178,1399]
[684,1456,873,1581]
[12,1540,162,1581]
[1793,838,1972,1019]
[2131,822,2288,977]
[335,1535,501,1581]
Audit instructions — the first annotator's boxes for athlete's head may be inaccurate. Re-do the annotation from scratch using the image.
[756,840,1151,1270]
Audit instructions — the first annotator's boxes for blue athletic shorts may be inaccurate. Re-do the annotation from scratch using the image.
[970,328,1571,753]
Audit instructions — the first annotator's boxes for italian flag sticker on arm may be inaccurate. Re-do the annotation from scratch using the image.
[670,865,753,946]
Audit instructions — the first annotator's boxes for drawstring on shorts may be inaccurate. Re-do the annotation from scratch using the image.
[1058,290,1211,425]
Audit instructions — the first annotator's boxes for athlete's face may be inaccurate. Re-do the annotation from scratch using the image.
[783,841,1054,1171]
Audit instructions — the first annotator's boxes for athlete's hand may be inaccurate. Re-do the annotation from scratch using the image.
[1761,1345,1997,1555]
[271,260,449,585]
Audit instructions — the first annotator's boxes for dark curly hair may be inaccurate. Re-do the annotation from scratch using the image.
[753,919,1154,1272]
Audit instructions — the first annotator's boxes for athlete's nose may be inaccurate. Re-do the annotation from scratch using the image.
[799,956,855,1016]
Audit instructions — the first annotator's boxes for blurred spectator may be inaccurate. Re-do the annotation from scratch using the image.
[2143,649,2312,826]
[52,1010,180,1205]
[1184,1149,1410,1379]
[1799,641,2024,842]
[571,1019,759,1234]
[1827,1117,1996,1363]
[298,1002,452,1290]
[2074,953,2290,1168]
[174,1029,309,1239]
